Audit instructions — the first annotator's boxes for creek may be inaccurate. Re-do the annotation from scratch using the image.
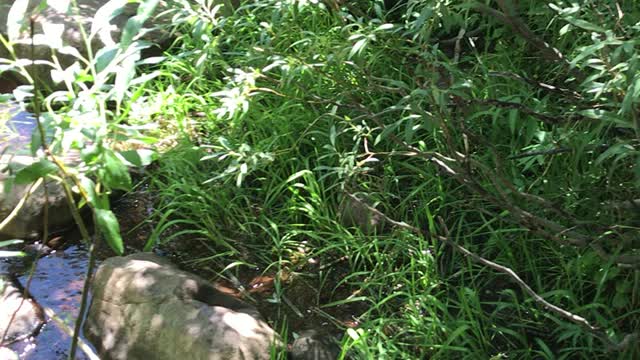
[1,104,356,359]
[1,104,95,359]
[1,245,93,359]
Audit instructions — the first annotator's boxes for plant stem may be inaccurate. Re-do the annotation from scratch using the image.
[69,243,97,360]
[27,14,97,360]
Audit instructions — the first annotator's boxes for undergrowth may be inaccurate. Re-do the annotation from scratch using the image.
[138,0,639,358]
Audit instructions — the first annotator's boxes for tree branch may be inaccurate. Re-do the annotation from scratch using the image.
[344,192,638,351]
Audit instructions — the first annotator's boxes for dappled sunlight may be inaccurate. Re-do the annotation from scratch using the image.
[220,309,268,338]
[2,0,639,358]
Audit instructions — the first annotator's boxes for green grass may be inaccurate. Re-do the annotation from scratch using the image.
[131,0,640,358]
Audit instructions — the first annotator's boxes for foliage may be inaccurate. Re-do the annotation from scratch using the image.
[0,0,164,253]
[1,0,164,357]
[0,239,25,257]
[2,0,639,359]
[146,0,639,358]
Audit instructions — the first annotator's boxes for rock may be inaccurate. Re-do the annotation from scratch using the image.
[0,0,240,89]
[0,275,45,345]
[85,252,282,360]
[0,155,75,240]
[0,0,170,88]
[290,330,340,360]
[0,347,19,360]
[22,242,53,257]
[339,193,386,234]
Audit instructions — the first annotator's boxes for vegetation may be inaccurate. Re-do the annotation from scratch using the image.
[1,0,639,359]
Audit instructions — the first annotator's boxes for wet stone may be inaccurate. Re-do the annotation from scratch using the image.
[290,330,340,360]
[0,105,78,240]
[85,252,283,360]
[0,275,44,345]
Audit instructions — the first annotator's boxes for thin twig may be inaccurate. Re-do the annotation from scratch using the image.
[439,27,485,45]
[508,147,572,159]
[465,98,561,125]
[488,71,582,99]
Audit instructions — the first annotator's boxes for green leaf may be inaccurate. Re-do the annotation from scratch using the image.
[120,0,161,49]
[564,18,606,33]
[374,23,394,32]
[91,0,128,41]
[595,143,634,166]
[14,159,58,184]
[621,74,640,115]
[349,38,368,59]
[7,0,29,40]
[0,239,23,247]
[286,170,312,183]
[113,53,139,103]
[95,209,124,255]
[80,144,102,164]
[119,149,157,167]
[329,125,337,147]
[100,150,132,191]
[77,176,97,209]
[0,251,25,257]
[94,46,118,74]
[612,291,629,309]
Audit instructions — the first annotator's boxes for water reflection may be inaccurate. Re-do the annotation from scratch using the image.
[7,245,93,360]
[0,104,37,156]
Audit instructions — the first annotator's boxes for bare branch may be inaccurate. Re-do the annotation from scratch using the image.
[488,71,582,99]
[508,147,572,159]
[474,1,566,63]
[344,192,638,350]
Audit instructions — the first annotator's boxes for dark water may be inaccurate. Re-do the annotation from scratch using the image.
[4,245,94,360]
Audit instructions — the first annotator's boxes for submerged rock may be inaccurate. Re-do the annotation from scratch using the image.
[0,275,45,345]
[85,252,282,360]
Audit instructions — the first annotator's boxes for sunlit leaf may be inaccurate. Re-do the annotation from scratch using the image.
[91,0,127,45]
[113,53,139,103]
[0,239,23,247]
[7,0,29,40]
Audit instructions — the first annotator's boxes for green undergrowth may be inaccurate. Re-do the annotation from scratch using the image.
[140,1,639,359]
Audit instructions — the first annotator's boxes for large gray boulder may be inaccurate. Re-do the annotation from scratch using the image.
[85,252,282,360]
[0,275,45,345]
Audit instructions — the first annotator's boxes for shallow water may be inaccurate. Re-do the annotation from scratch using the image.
[3,244,94,360]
